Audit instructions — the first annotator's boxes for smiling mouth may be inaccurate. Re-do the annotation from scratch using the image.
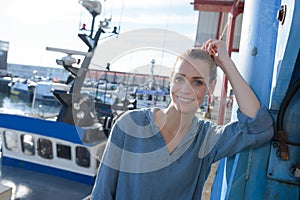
[176,96,195,103]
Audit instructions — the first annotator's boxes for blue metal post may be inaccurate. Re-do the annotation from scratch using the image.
[212,0,281,199]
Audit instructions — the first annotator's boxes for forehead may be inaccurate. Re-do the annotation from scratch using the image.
[175,58,210,79]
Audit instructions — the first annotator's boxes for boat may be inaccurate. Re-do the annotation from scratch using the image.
[133,59,170,109]
[0,113,106,184]
[0,0,119,199]
[135,88,170,109]
[34,81,70,103]
[9,78,36,102]
[8,74,70,104]
[0,74,12,94]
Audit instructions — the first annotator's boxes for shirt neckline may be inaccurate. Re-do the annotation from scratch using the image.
[145,107,200,156]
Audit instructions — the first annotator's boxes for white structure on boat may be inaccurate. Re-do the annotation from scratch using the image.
[0,113,107,185]
[34,81,70,102]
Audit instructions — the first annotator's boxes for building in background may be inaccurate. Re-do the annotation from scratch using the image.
[7,63,70,82]
[0,40,9,72]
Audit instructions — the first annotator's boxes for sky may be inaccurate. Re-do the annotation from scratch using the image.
[0,0,199,72]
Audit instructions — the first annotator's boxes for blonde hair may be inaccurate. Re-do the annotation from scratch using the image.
[172,48,217,84]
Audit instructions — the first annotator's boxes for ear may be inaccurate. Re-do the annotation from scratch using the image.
[208,79,217,95]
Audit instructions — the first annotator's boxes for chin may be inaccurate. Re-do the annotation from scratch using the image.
[173,102,199,114]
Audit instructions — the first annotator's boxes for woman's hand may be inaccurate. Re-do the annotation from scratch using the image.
[202,38,232,72]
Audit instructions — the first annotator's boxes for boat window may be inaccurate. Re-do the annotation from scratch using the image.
[21,134,35,155]
[37,138,53,159]
[3,130,18,152]
[138,94,144,100]
[57,143,71,160]
[76,146,90,168]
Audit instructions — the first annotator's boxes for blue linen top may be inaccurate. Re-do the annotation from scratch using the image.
[91,106,273,200]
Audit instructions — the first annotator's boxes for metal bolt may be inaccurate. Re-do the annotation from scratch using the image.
[272,142,279,148]
[251,47,257,56]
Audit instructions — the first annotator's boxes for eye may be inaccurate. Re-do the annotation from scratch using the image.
[193,79,204,87]
[174,75,184,82]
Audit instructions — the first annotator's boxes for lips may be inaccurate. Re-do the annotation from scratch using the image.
[176,95,195,103]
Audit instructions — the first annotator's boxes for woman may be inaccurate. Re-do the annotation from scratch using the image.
[90,39,274,199]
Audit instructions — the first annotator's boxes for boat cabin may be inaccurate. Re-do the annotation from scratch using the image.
[0,113,107,185]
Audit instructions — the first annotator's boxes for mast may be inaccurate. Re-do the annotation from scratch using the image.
[47,0,117,126]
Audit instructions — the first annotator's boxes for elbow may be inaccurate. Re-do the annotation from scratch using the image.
[252,125,274,147]
[263,125,275,142]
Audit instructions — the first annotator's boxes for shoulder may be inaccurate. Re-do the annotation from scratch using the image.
[112,108,153,133]
[109,108,154,146]
[115,108,150,123]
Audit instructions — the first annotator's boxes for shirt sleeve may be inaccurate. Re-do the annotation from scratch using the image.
[90,117,125,200]
[209,105,274,162]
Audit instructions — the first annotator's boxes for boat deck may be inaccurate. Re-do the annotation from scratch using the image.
[0,157,93,200]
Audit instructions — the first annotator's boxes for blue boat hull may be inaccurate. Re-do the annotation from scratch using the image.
[2,156,95,185]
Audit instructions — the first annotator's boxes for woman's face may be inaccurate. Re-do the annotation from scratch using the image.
[170,57,214,114]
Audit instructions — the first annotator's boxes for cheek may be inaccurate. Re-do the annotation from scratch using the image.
[170,77,208,101]
[196,88,208,103]
[170,81,179,92]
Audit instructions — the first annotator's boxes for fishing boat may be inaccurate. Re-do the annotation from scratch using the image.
[133,59,170,109]
[9,78,36,102]
[0,0,119,199]
[0,74,12,94]
[34,81,71,103]
[135,88,170,109]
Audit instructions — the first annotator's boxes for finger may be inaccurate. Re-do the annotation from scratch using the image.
[202,38,214,50]
[208,43,217,55]
[201,41,208,50]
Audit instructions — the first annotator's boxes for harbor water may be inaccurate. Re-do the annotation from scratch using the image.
[0,91,61,148]
[0,92,61,117]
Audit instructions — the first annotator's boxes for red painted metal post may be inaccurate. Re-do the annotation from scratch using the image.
[192,0,244,124]
[217,0,239,125]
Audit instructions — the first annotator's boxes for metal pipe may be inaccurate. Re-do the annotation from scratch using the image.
[217,0,239,125]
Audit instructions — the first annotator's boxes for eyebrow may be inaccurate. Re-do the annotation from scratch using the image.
[176,73,205,80]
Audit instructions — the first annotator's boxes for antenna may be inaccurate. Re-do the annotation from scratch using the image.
[46,47,89,56]
[46,47,90,76]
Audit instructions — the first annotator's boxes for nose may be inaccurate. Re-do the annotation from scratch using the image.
[181,79,193,93]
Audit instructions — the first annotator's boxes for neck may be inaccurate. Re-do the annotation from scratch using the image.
[154,105,196,153]
[158,105,195,133]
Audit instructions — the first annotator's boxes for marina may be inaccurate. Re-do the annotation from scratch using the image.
[0,0,300,200]
[0,1,173,199]
[0,92,94,200]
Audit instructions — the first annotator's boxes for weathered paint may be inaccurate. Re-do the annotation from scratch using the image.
[212,0,300,199]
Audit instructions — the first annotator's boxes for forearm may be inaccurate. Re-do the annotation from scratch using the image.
[202,38,261,118]
[222,59,260,118]
[213,106,274,162]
